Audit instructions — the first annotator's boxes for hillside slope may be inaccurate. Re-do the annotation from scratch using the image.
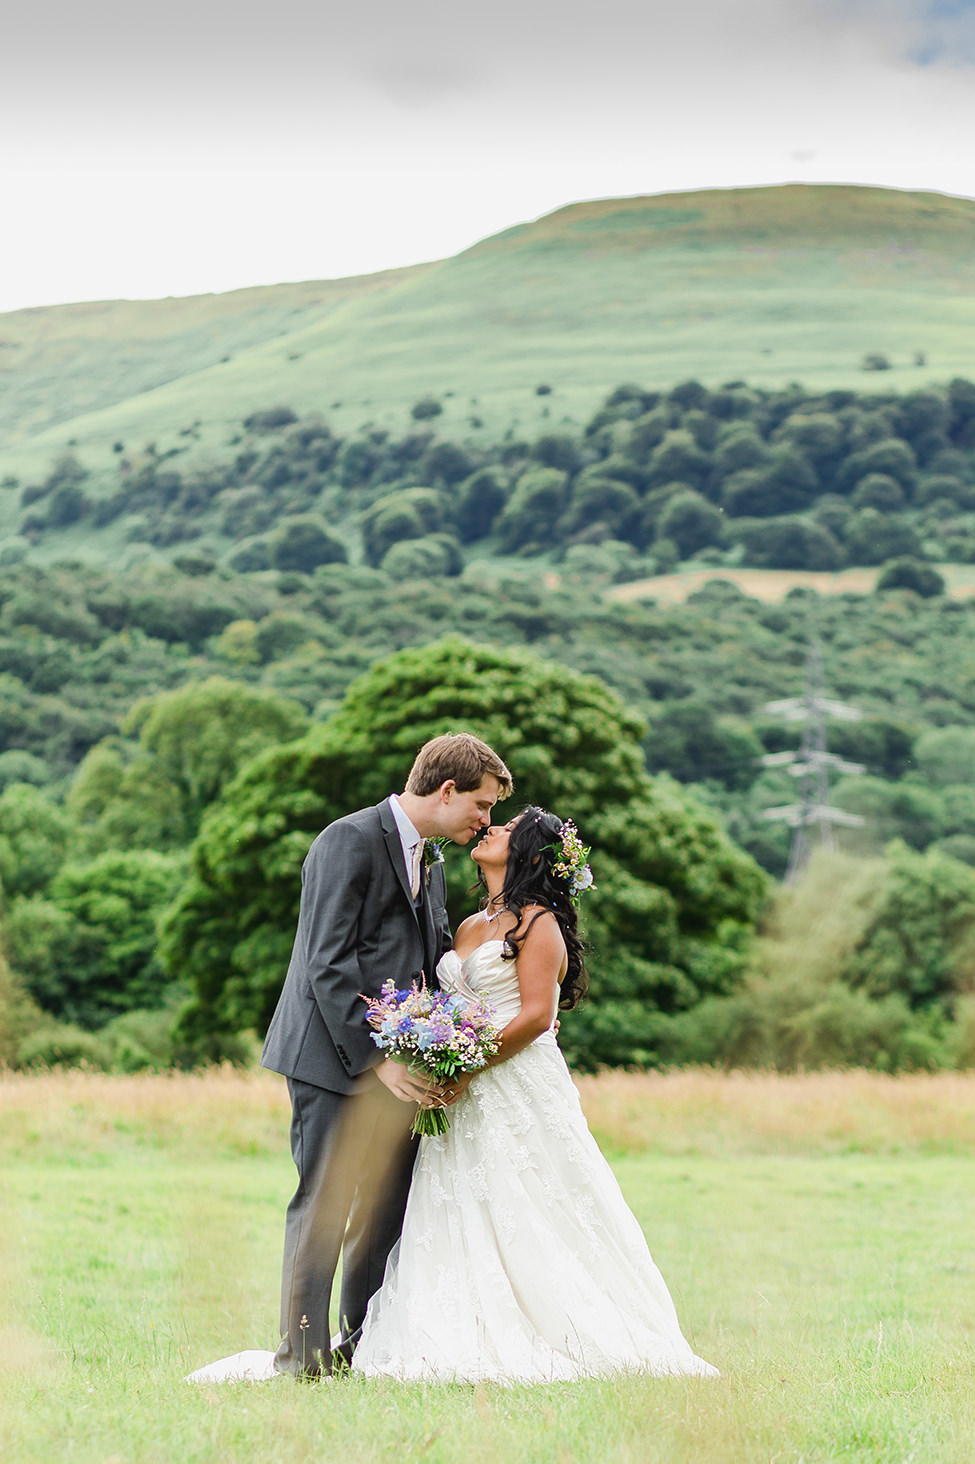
[2,184,973,488]
[0,266,431,445]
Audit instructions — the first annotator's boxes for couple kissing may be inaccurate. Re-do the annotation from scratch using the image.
[188,732,716,1385]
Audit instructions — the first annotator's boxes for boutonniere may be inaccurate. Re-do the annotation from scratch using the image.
[423,837,449,881]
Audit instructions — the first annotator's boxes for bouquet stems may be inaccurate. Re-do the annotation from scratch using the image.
[412,1105,452,1137]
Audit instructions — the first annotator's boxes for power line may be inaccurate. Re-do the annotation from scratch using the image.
[761,640,866,883]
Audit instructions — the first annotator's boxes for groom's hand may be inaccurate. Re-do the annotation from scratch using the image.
[375,1058,445,1106]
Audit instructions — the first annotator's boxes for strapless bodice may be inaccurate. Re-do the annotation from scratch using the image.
[436,939,556,1042]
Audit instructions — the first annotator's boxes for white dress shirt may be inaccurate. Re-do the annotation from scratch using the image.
[389,795,424,897]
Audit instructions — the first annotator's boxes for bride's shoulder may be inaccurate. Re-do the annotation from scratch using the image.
[518,901,557,920]
[513,904,562,939]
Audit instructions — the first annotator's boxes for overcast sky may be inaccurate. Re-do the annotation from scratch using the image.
[2,0,973,312]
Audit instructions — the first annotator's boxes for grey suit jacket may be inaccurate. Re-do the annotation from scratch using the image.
[261,798,452,1093]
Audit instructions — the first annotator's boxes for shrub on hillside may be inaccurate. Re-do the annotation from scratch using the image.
[947,378,975,446]
[655,490,726,559]
[560,477,640,542]
[646,430,711,492]
[894,389,950,463]
[772,412,846,480]
[838,439,918,497]
[623,407,672,462]
[456,468,508,542]
[410,397,442,421]
[530,433,581,475]
[915,474,975,509]
[851,473,906,511]
[270,516,347,574]
[843,509,921,564]
[710,423,770,488]
[227,538,272,572]
[362,488,447,566]
[722,448,819,517]
[730,516,842,570]
[421,440,473,486]
[875,558,945,597]
[495,467,569,554]
[381,534,463,580]
[243,406,297,430]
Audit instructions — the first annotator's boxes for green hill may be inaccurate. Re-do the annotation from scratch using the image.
[2,184,973,491]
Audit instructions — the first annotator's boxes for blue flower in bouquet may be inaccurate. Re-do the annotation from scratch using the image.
[361,976,501,1137]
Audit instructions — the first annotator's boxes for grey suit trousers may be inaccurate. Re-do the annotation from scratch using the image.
[274,1073,418,1376]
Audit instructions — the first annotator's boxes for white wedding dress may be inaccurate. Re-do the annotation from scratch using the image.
[350,940,717,1384]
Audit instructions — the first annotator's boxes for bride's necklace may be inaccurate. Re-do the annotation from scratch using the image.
[482,900,508,924]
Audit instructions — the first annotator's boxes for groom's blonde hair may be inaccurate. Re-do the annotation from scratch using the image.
[405,733,512,799]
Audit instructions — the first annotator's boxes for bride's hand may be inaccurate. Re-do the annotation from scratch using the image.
[441,1071,474,1106]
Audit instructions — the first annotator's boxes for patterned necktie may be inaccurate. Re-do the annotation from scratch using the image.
[409,840,424,899]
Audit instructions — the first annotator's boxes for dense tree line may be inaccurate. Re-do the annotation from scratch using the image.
[5,377,974,579]
[2,377,975,1073]
[4,553,975,881]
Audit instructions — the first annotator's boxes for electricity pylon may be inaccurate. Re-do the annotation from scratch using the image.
[761,640,865,883]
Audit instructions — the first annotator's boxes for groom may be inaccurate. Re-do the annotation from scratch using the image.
[261,732,512,1377]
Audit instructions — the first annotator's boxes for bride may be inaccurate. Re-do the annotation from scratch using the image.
[187,807,716,1385]
[350,806,717,1383]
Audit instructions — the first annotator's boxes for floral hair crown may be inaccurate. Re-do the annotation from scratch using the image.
[544,818,595,903]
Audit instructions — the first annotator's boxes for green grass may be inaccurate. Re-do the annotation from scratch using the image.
[2,1071,974,1462]
[3,183,974,494]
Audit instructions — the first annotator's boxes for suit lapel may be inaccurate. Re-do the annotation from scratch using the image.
[378,799,421,927]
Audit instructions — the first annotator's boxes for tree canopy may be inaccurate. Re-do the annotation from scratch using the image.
[160,638,767,1068]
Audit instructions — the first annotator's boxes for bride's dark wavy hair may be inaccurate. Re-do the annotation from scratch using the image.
[479,805,589,1011]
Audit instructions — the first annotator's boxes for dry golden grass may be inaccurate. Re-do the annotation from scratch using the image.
[575,1068,975,1156]
[606,567,881,605]
[2,1065,973,1161]
[605,563,975,606]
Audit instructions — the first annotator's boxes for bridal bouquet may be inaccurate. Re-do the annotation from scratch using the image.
[363,979,501,1135]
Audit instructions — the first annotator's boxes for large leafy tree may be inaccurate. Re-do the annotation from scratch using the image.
[160,639,767,1068]
[0,784,72,898]
[68,677,309,851]
[7,849,186,1028]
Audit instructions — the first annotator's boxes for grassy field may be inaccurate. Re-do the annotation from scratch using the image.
[3,183,974,497]
[2,1068,973,1463]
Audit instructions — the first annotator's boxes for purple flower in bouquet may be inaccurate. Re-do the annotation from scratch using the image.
[362,978,501,1136]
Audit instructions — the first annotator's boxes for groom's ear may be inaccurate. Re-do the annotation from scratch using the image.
[438,780,457,802]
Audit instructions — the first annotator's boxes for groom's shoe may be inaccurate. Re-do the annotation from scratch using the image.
[273,1338,337,1381]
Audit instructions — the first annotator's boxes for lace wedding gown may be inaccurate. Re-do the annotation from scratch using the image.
[350,940,717,1384]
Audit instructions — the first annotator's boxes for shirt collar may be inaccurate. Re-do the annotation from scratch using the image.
[389,793,423,850]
